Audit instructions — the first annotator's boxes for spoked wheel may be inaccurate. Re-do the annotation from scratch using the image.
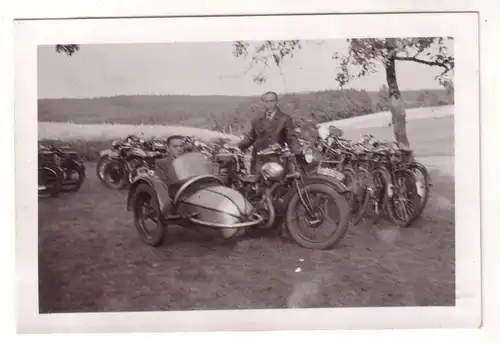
[406,162,432,223]
[364,167,391,224]
[133,183,166,246]
[386,169,422,227]
[342,167,370,226]
[102,160,128,189]
[286,183,350,250]
[38,166,63,198]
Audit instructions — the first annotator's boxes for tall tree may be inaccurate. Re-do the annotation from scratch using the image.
[232,38,454,147]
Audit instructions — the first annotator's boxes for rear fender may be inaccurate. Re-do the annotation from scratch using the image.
[127,175,172,216]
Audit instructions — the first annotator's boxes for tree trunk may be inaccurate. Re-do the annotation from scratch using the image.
[385,55,410,147]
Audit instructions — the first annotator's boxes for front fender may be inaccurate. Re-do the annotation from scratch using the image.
[71,159,86,171]
[303,174,350,194]
[99,149,113,157]
[127,175,172,216]
[100,149,121,159]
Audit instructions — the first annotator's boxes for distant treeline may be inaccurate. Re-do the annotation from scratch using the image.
[38,86,454,135]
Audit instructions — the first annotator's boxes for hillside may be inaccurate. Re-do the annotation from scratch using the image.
[38,88,453,134]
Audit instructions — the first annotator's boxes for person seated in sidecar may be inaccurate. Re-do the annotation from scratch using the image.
[148,135,187,213]
[155,135,185,181]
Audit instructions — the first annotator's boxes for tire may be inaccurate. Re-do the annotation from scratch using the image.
[96,156,111,184]
[101,160,128,190]
[38,166,63,198]
[132,183,167,246]
[406,162,431,222]
[365,167,392,224]
[344,166,371,226]
[386,169,421,228]
[63,164,86,192]
[285,183,350,250]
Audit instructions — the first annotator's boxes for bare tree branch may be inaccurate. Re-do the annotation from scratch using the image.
[394,56,450,69]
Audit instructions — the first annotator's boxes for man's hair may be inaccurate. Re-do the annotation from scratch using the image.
[166,135,184,146]
[262,91,278,100]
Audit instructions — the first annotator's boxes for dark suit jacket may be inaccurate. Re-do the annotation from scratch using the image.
[238,108,300,173]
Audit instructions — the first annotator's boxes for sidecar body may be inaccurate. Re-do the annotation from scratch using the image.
[128,151,263,239]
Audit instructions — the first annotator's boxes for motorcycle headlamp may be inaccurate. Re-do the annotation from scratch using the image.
[303,147,314,164]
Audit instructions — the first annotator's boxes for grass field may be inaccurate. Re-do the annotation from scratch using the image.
[38,110,455,313]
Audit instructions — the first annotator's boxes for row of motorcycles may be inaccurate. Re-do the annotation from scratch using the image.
[38,144,86,198]
[94,133,431,250]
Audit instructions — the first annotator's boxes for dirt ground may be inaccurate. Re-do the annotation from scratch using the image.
[38,161,455,313]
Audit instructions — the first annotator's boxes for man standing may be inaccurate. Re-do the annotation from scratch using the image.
[238,91,301,173]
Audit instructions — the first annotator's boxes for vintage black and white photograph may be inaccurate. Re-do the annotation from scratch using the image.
[15,13,480,333]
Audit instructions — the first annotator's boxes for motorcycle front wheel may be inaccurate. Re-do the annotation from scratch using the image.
[96,156,111,184]
[101,160,128,190]
[285,183,350,250]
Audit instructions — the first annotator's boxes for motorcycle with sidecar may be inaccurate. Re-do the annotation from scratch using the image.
[127,144,351,250]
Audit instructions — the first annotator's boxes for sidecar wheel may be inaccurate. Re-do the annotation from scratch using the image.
[285,183,350,250]
[133,183,167,247]
[102,160,128,190]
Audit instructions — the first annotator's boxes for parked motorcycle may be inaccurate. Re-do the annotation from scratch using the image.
[212,143,352,249]
[38,145,86,195]
[38,147,64,198]
[98,139,167,189]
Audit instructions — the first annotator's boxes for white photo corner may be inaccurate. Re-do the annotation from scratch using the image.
[14,12,480,333]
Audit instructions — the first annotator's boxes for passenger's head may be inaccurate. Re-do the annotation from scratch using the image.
[166,135,185,158]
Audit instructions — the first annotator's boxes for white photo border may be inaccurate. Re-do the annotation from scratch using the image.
[14,12,481,333]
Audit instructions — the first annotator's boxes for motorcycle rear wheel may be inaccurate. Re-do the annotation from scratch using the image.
[406,162,431,223]
[63,164,86,192]
[342,166,370,226]
[285,183,350,250]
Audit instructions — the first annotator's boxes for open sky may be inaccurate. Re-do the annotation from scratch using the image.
[38,40,452,99]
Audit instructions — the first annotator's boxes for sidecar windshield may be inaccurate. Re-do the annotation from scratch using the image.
[169,151,215,182]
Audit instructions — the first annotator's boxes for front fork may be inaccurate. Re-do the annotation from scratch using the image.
[293,177,317,218]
